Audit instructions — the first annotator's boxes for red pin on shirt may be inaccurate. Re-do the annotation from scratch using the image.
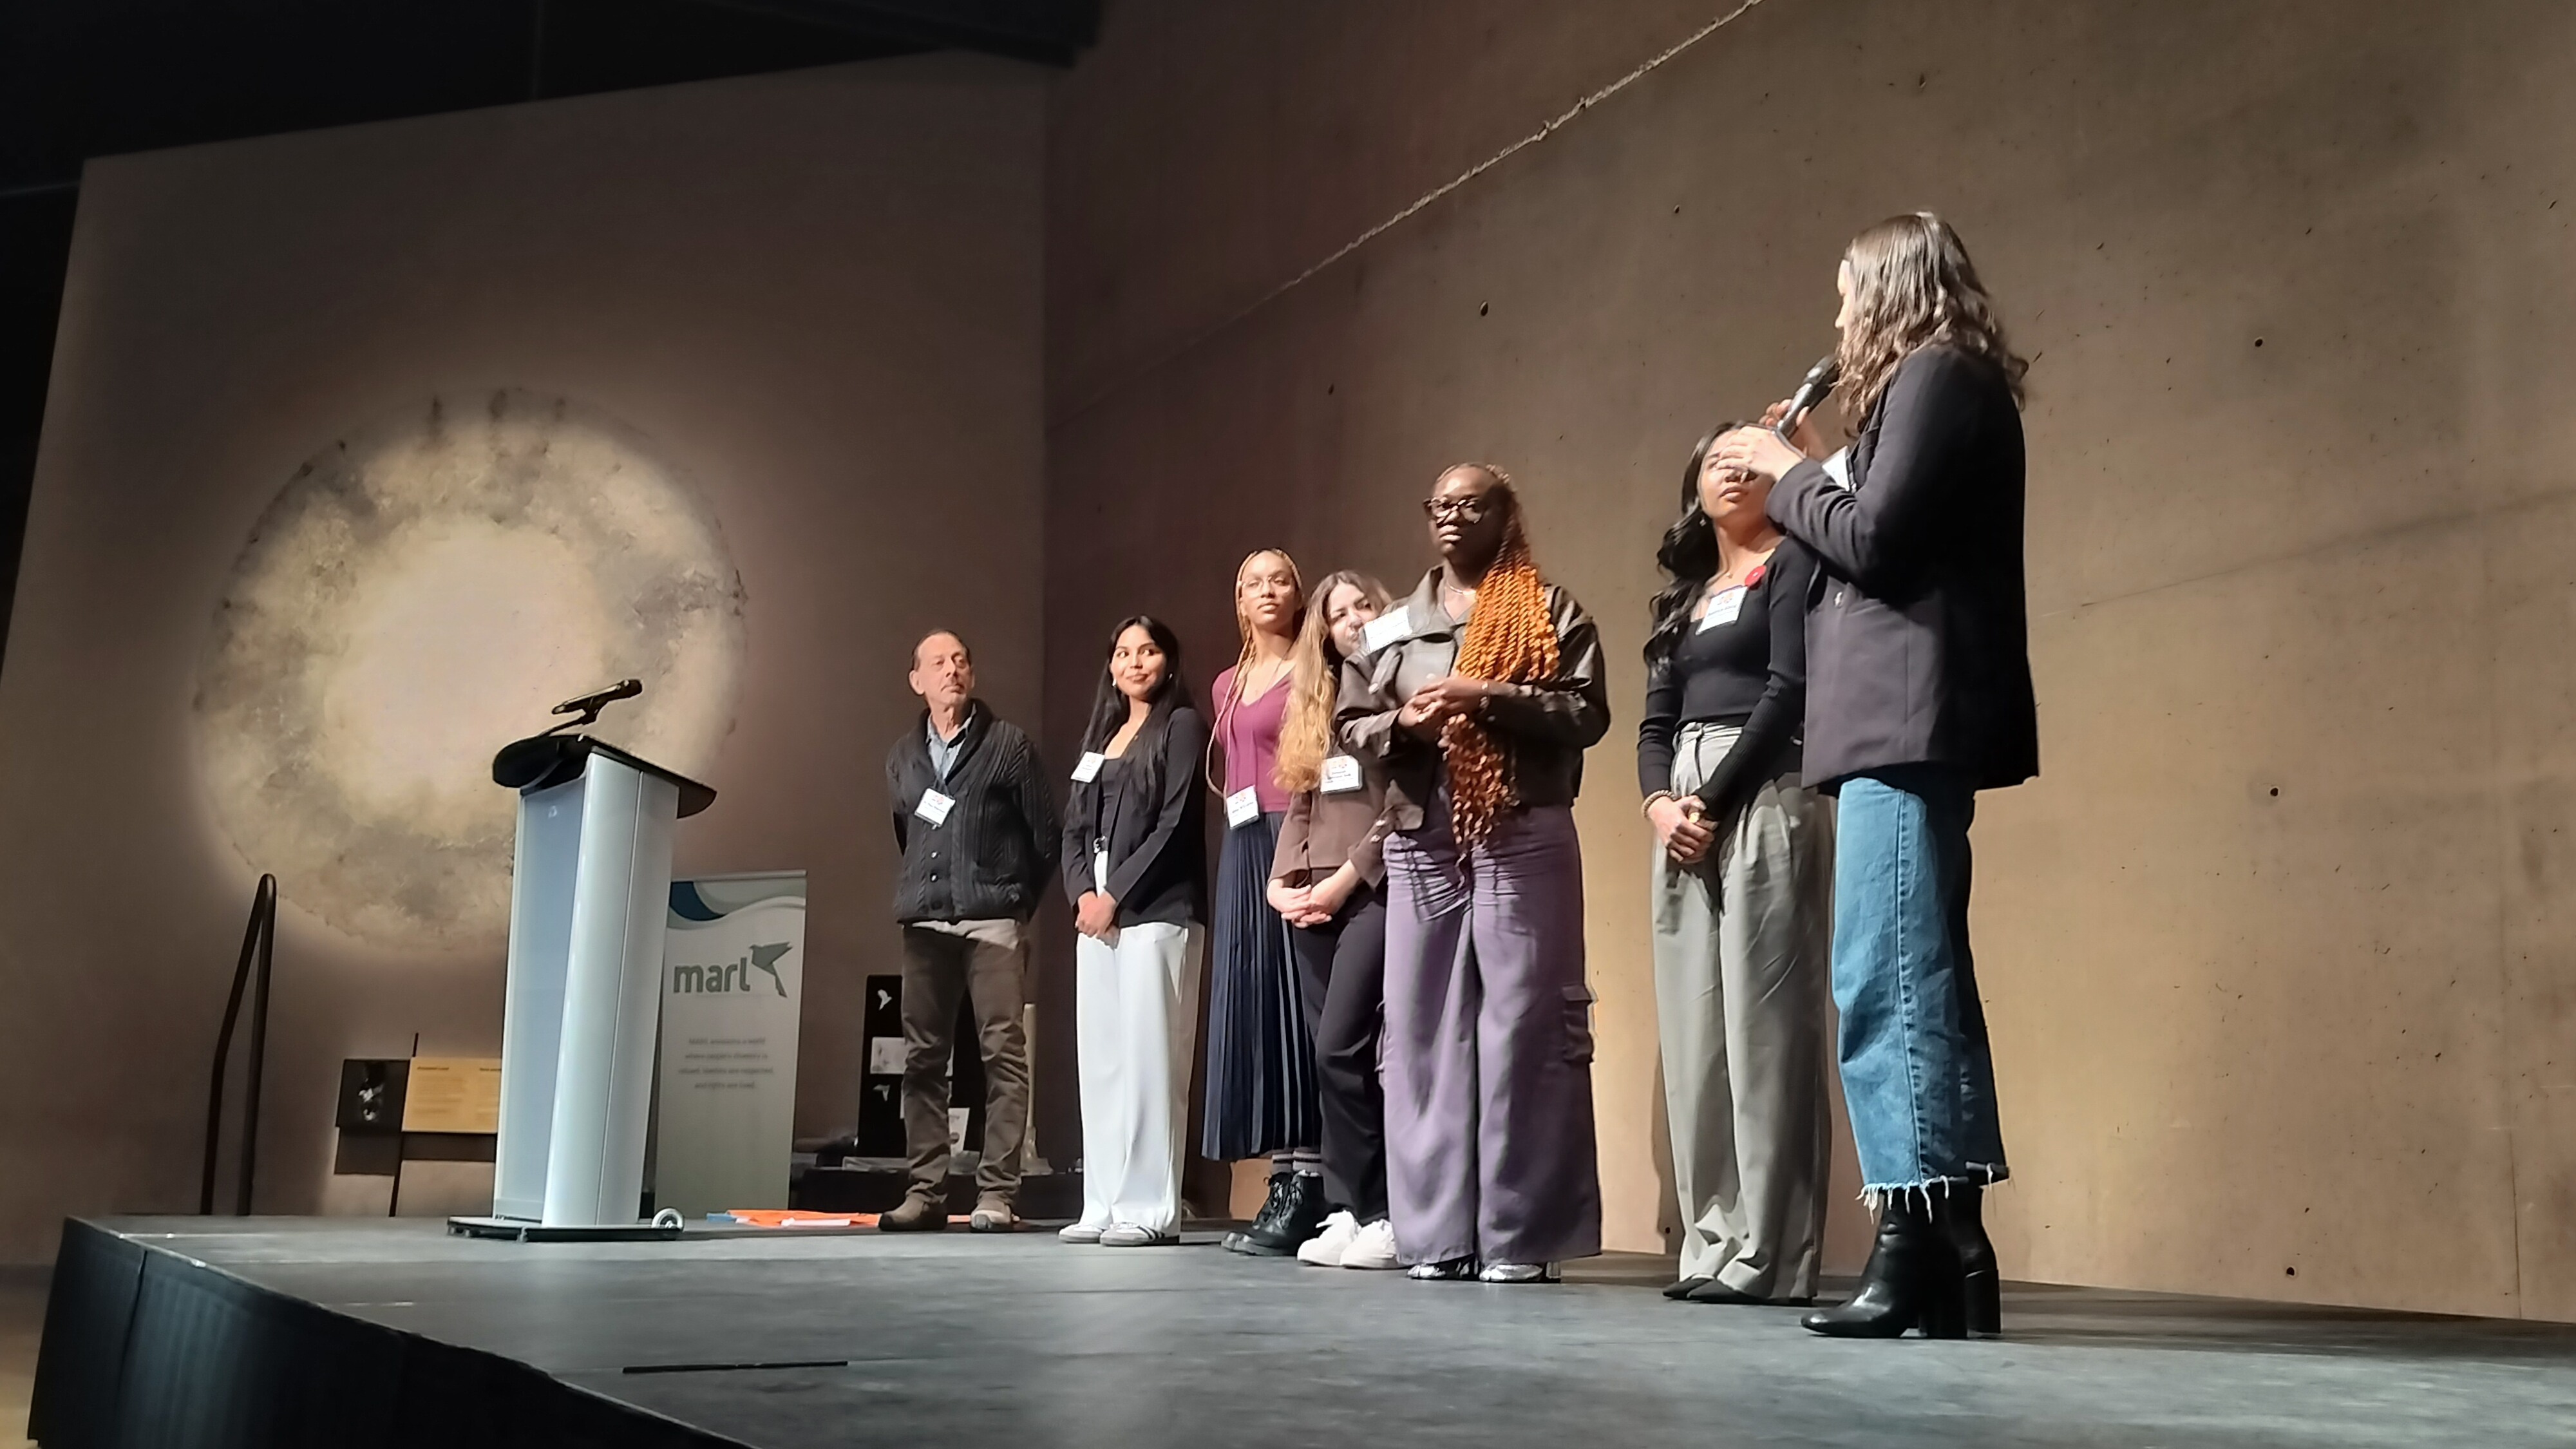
[1745,563,1768,589]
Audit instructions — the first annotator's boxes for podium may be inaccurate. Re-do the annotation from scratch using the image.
[451,733,715,1241]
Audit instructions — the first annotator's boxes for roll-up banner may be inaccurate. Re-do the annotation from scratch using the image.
[656,871,806,1216]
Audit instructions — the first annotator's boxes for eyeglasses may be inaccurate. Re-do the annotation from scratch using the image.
[1421,496,1490,523]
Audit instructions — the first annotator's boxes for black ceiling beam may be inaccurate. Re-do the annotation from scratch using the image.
[693,0,1097,66]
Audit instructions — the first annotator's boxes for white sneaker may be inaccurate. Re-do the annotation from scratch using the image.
[1340,1218,1399,1271]
[1407,1256,1479,1281]
[1099,1222,1179,1248]
[1477,1261,1560,1284]
[1296,1211,1359,1267]
[1057,1222,1106,1244]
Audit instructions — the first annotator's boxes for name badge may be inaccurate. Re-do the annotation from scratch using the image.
[1226,786,1261,829]
[1071,752,1106,783]
[1359,607,1411,656]
[913,790,955,826]
[1823,447,1853,489]
[1697,587,1746,631]
[1321,755,1363,794]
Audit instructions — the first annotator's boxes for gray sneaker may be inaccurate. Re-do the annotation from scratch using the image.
[969,1196,1018,1233]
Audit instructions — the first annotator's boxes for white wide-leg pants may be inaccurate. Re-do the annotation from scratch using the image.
[1074,921,1206,1233]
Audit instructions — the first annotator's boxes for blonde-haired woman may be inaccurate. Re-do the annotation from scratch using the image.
[1265,571,1401,1269]
[1340,466,1609,1283]
[1203,549,1329,1255]
[1716,212,2034,1339]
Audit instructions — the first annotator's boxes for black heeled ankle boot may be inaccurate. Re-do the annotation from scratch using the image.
[1801,1197,1962,1339]
[1933,1184,2002,1338]
[1240,1173,1327,1256]
[1222,1172,1294,1255]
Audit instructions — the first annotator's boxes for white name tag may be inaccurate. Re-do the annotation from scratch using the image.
[1226,786,1262,829]
[1071,751,1105,783]
[1824,447,1853,489]
[1360,607,1410,656]
[1697,587,1747,631]
[913,789,955,826]
[1321,755,1363,793]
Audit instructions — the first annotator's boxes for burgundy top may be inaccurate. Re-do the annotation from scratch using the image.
[1213,666,1293,813]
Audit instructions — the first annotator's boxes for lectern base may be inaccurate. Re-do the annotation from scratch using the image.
[446,1215,685,1243]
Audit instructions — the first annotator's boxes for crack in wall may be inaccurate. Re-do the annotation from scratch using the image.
[1054,0,1772,428]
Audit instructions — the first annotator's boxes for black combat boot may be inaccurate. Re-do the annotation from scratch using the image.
[1222,1171,1294,1255]
[1238,1172,1328,1256]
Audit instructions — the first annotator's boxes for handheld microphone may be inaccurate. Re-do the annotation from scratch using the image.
[1774,355,1840,440]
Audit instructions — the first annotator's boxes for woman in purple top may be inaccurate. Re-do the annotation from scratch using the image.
[1203,547,1329,1255]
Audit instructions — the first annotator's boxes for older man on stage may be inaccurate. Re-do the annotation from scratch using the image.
[881,630,1059,1232]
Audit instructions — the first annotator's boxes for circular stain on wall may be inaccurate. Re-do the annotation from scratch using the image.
[195,389,746,951]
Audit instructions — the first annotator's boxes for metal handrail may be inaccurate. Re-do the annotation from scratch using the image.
[199,874,278,1215]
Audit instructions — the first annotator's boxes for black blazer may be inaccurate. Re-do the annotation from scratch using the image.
[1766,344,2038,791]
[1061,705,1210,929]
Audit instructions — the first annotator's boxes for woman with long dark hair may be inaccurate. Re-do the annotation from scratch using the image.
[1264,570,1401,1269]
[1639,426,1833,1305]
[1059,616,1209,1248]
[1203,550,1330,1255]
[1340,464,1609,1283]
[1714,211,2035,1338]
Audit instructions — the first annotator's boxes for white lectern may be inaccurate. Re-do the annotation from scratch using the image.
[451,731,715,1242]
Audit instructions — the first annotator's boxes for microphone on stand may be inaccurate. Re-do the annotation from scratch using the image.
[1773,355,1840,440]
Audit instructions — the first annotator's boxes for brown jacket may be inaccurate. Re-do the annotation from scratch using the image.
[1271,770,1392,889]
[1336,565,1611,833]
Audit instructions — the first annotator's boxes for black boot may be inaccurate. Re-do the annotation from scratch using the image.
[1222,1172,1294,1255]
[1932,1184,2002,1338]
[1800,1196,1962,1338]
[1240,1172,1328,1256]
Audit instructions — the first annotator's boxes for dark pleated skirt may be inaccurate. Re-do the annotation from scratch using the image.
[1198,812,1320,1160]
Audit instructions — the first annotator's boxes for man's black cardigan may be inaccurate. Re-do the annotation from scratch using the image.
[887,703,1060,924]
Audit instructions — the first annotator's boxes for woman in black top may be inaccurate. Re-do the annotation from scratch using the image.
[1638,427,1835,1308]
[1716,211,2035,1340]
[1058,616,1209,1247]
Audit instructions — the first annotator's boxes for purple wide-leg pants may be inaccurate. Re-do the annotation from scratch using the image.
[1381,800,1602,1267]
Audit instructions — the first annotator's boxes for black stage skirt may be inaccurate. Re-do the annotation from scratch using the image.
[1198,811,1319,1160]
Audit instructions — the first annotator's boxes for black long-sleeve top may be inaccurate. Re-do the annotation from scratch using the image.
[1636,538,1816,819]
[1060,705,1210,928]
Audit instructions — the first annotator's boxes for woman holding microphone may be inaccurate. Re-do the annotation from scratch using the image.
[1713,212,2034,1338]
[1639,427,1834,1307]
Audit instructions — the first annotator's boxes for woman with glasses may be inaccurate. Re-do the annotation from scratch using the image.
[1338,465,1609,1284]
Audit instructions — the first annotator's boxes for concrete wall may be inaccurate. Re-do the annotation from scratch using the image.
[1046,0,2576,1319]
[0,56,1043,1260]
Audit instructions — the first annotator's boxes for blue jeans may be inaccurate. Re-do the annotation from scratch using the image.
[1831,766,2008,1196]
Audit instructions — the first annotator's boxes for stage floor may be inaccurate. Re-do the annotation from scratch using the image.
[44,1217,2576,1447]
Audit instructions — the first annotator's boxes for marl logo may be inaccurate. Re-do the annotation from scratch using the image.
[670,943,791,997]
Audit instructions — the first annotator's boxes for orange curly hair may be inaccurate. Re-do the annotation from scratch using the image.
[1439,466,1557,848]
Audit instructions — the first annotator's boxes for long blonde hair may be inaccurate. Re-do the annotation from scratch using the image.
[1208,547,1305,795]
[1834,212,2027,425]
[1439,468,1557,848]
[1274,570,1394,793]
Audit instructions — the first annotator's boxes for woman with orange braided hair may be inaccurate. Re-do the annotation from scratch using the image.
[1338,464,1609,1283]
